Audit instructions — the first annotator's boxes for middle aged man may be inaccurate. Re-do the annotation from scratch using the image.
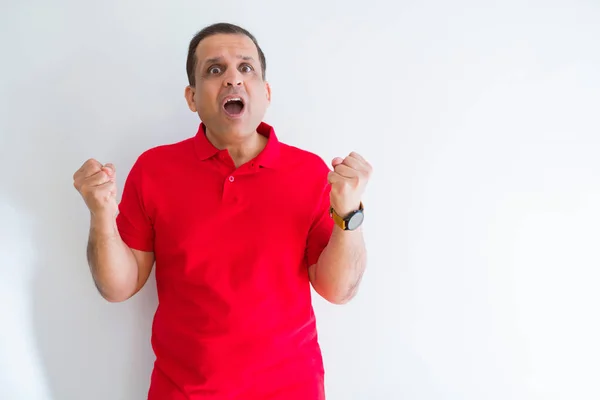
[73,22,372,399]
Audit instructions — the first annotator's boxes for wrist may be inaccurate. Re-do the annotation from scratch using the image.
[331,202,361,218]
[89,212,118,237]
[330,202,364,231]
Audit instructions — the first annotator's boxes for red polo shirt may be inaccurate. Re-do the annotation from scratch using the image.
[116,121,334,399]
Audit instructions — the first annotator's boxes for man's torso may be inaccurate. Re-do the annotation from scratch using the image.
[117,123,332,399]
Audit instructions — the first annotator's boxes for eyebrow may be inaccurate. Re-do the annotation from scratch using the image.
[203,55,255,65]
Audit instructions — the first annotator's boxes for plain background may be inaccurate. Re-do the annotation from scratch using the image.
[1,0,600,399]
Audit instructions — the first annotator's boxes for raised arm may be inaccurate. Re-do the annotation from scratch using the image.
[74,159,154,302]
[308,152,372,304]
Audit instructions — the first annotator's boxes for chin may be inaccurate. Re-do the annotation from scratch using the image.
[201,109,262,137]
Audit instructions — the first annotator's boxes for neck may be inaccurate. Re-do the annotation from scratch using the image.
[206,128,267,167]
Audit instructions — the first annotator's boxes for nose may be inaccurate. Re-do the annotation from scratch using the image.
[223,69,243,87]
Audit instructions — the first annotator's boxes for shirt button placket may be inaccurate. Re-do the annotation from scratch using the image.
[223,174,236,204]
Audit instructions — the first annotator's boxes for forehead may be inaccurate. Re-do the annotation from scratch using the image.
[195,34,259,64]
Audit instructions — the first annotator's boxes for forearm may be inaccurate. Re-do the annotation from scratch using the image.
[87,214,139,302]
[312,226,367,304]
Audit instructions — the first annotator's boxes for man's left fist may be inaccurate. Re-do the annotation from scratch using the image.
[327,152,372,217]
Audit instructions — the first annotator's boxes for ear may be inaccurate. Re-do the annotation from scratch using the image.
[265,81,272,104]
[184,86,197,112]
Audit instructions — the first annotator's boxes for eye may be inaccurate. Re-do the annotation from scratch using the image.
[240,64,254,73]
[208,65,222,74]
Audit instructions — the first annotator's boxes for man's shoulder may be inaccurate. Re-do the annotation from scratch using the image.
[135,136,195,166]
[123,136,195,183]
[278,142,329,173]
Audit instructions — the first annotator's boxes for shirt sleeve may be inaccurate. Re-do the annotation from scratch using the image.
[116,157,154,252]
[305,163,335,267]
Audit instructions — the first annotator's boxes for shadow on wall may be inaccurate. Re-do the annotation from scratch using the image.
[0,200,51,399]
[1,123,162,399]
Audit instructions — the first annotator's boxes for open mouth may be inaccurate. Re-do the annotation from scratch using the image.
[223,97,245,117]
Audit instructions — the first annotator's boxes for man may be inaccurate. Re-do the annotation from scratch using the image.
[72,22,371,399]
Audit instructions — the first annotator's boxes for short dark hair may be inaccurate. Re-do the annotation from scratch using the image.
[186,22,267,87]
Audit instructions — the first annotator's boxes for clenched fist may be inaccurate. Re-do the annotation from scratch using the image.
[73,159,118,218]
[328,152,372,217]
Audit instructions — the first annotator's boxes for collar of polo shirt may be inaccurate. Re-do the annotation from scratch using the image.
[194,121,280,168]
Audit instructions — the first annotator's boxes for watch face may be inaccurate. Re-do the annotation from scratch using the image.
[347,211,364,230]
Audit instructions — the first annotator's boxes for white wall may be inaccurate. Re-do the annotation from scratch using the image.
[1,1,599,399]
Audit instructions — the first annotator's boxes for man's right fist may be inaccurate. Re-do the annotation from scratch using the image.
[73,159,118,217]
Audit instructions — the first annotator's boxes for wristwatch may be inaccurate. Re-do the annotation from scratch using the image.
[330,202,364,231]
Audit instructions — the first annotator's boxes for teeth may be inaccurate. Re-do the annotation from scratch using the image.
[226,97,242,103]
